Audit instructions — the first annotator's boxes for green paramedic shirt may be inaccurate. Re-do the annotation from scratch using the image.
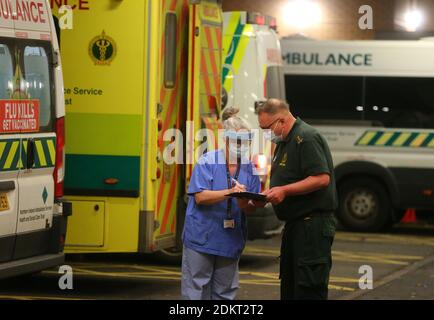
[270,118,338,223]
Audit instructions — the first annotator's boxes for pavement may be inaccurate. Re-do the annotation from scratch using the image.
[1,223,434,300]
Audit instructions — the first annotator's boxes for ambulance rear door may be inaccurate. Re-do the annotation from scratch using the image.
[0,15,19,264]
[186,0,223,182]
[13,0,56,260]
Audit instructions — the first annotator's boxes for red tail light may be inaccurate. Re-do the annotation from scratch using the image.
[256,15,265,25]
[253,154,268,170]
[252,153,268,177]
[54,117,65,198]
[247,12,265,26]
[268,17,277,30]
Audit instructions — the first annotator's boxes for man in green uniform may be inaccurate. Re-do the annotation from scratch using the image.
[257,99,338,300]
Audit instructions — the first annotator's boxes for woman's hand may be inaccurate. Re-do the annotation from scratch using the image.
[230,183,246,194]
[194,183,245,206]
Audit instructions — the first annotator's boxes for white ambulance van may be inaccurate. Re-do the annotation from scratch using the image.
[0,0,71,279]
[222,12,285,239]
[281,38,434,232]
[222,12,285,130]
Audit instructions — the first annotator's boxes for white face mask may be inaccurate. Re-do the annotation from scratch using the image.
[270,132,283,144]
[224,130,253,161]
[265,121,284,144]
[228,144,250,159]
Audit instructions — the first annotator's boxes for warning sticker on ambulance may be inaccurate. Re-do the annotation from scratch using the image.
[0,100,40,133]
[0,194,9,212]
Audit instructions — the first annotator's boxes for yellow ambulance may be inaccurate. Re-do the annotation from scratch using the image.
[51,0,223,260]
[0,0,71,279]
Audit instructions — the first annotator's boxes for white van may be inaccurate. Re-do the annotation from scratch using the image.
[0,0,70,279]
[281,38,434,232]
[222,11,285,131]
[222,12,285,239]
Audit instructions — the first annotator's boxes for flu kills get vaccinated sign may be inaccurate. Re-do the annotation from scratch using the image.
[0,100,40,133]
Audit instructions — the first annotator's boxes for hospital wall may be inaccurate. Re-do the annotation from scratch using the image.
[222,0,434,40]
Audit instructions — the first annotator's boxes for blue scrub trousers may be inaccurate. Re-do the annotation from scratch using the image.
[181,246,240,300]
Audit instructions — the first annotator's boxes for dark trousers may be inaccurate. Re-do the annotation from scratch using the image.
[280,213,336,300]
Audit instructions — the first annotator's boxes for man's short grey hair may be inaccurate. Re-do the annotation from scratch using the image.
[257,98,290,116]
[222,107,251,131]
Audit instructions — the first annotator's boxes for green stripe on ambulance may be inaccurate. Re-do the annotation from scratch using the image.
[0,137,56,171]
[222,12,253,95]
[356,131,434,148]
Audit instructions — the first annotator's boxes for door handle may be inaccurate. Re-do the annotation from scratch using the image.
[26,139,35,169]
[0,181,15,192]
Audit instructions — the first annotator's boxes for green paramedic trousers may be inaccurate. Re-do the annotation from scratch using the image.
[280,213,337,300]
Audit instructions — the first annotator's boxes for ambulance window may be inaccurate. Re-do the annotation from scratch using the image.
[0,44,13,100]
[164,12,177,89]
[285,75,364,123]
[365,77,434,129]
[23,46,53,130]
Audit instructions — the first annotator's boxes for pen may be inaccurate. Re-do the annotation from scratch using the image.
[231,178,245,189]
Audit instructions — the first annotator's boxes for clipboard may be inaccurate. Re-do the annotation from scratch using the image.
[226,192,267,202]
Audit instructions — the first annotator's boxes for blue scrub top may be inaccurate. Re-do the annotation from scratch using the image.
[182,150,261,260]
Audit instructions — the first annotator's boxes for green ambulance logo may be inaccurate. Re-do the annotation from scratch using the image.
[89,30,117,66]
[42,187,48,205]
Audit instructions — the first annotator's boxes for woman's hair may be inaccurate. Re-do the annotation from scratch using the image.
[222,107,251,131]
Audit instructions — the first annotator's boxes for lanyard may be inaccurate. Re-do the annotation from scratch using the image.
[226,158,241,219]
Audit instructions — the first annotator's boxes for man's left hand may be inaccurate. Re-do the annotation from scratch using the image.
[264,187,287,205]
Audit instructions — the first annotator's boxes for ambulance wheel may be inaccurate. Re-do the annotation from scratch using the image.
[337,177,392,232]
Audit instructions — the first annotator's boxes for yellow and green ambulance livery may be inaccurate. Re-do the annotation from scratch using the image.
[51,0,223,258]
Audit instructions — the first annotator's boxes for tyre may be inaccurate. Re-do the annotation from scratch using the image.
[337,177,392,232]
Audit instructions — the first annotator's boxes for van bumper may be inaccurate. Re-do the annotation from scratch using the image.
[247,203,284,240]
[0,253,64,280]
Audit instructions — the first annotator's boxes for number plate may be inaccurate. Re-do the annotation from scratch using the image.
[0,194,10,211]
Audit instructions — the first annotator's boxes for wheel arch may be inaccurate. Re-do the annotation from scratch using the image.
[335,161,400,210]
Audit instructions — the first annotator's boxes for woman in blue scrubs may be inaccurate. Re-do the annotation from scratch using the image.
[181,107,261,300]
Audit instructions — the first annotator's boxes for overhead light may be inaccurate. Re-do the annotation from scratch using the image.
[283,0,322,29]
[403,9,424,32]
